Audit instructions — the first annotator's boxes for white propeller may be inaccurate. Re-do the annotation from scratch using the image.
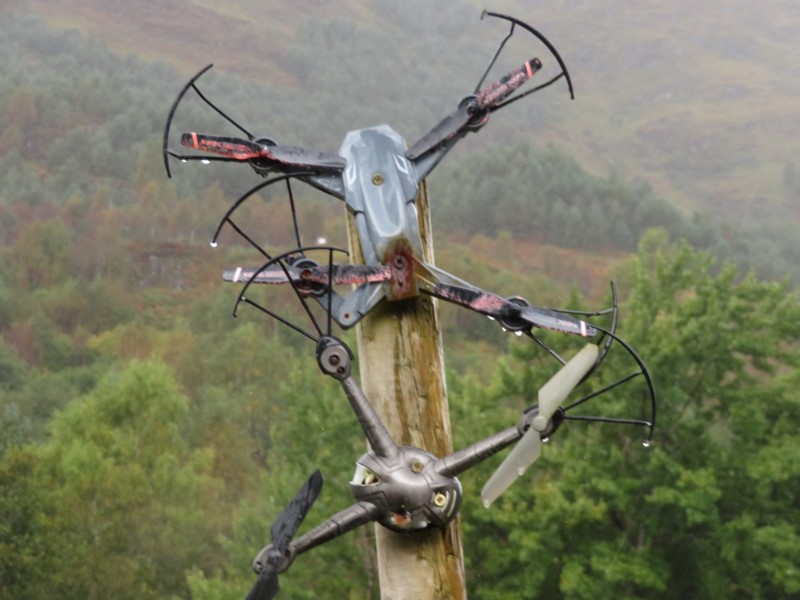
[481,343,599,508]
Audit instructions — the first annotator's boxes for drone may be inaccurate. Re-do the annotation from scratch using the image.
[163,11,653,376]
[232,245,652,600]
[163,11,657,599]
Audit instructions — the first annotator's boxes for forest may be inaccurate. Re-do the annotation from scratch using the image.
[1,7,799,600]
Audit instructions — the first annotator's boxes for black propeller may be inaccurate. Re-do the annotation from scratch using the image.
[223,263,391,287]
[245,469,324,600]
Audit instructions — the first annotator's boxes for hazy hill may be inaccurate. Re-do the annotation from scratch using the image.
[18,0,800,226]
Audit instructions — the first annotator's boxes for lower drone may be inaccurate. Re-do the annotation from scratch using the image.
[248,332,602,599]
[234,247,654,600]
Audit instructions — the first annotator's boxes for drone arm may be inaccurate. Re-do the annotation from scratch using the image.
[317,337,398,459]
[414,261,597,337]
[433,426,520,478]
[290,501,381,560]
[254,501,380,575]
[173,131,348,198]
[334,375,398,460]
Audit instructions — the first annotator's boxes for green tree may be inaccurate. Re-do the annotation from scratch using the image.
[10,220,72,291]
[30,361,229,599]
[458,230,800,599]
[0,446,49,600]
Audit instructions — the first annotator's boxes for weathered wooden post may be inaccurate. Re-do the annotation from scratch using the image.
[347,181,467,599]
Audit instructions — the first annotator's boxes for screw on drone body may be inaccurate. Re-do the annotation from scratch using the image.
[411,460,424,473]
[433,493,447,507]
[392,255,408,270]
[371,173,385,185]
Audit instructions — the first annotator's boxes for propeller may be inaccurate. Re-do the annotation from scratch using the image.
[181,132,264,159]
[406,57,542,160]
[181,133,346,173]
[223,263,391,286]
[425,281,597,337]
[516,305,597,337]
[246,469,324,600]
[480,343,599,507]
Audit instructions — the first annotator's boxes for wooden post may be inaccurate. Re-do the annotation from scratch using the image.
[346,181,467,600]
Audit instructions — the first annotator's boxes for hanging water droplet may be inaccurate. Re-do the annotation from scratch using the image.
[482,499,491,509]
[201,159,210,165]
[316,236,327,245]
[642,439,651,448]
[180,159,188,163]
[515,331,523,337]
[542,437,550,443]
[516,467,526,476]
[209,241,218,248]
[501,327,507,333]
[486,316,495,321]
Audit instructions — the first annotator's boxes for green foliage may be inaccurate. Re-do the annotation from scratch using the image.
[433,143,684,251]
[458,232,800,599]
[0,446,49,600]
[26,361,228,599]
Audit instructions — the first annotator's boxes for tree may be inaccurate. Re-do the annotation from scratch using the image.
[457,229,800,599]
[0,446,49,600]
[10,220,72,291]
[30,361,228,599]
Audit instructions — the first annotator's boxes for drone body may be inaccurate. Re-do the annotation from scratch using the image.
[337,125,424,319]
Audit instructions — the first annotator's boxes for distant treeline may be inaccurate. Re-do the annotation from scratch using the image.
[431,142,799,281]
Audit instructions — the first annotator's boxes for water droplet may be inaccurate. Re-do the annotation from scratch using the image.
[486,316,495,321]
[482,499,491,509]
[514,331,523,337]
[180,159,188,163]
[642,440,651,448]
[316,236,327,245]
[201,159,210,165]
[209,241,218,248]
[542,437,550,443]
[501,327,507,333]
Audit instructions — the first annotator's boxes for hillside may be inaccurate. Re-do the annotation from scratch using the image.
[16,0,800,228]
